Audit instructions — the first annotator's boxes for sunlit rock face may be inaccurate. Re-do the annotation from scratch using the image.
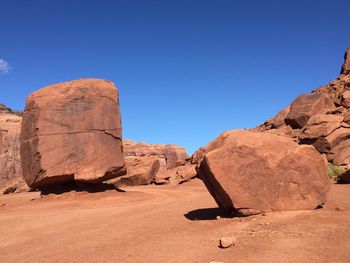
[20,78,126,189]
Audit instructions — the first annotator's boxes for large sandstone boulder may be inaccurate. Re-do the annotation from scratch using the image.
[285,93,335,129]
[20,79,126,188]
[198,130,330,216]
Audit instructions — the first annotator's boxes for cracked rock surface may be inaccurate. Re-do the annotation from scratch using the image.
[20,78,126,188]
[197,130,330,216]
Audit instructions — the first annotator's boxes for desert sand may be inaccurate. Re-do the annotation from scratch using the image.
[0,178,349,263]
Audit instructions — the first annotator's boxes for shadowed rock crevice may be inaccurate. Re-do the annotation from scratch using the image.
[39,181,124,195]
[184,207,238,221]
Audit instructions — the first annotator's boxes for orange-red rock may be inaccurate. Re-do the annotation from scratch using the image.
[20,79,126,188]
[0,105,26,192]
[111,156,160,187]
[198,130,330,216]
[123,140,189,168]
[119,140,194,186]
[285,93,335,129]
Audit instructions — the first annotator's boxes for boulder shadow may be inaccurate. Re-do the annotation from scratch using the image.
[40,182,125,195]
[184,207,238,221]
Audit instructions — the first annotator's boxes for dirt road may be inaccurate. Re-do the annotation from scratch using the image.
[0,179,349,263]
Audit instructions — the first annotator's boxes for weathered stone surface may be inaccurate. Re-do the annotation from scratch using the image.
[219,237,236,248]
[198,130,330,216]
[300,114,343,140]
[123,140,189,168]
[341,90,350,108]
[111,156,160,187]
[285,93,335,129]
[0,105,24,190]
[155,162,197,184]
[331,140,350,166]
[344,111,350,124]
[324,128,350,150]
[20,79,126,188]
[120,139,193,186]
[340,47,350,75]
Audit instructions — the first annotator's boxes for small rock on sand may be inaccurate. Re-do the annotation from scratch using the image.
[219,237,236,248]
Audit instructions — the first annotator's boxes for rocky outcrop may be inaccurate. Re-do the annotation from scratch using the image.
[341,47,350,75]
[284,93,335,129]
[110,140,196,186]
[0,105,27,193]
[254,47,350,179]
[197,130,330,216]
[20,79,126,189]
[123,140,189,168]
[111,156,160,187]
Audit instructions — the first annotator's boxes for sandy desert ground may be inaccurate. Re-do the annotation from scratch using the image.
[0,179,349,263]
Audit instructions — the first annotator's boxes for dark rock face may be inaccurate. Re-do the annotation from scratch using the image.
[197,130,330,216]
[20,79,126,189]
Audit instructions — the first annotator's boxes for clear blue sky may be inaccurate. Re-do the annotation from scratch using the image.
[0,0,349,154]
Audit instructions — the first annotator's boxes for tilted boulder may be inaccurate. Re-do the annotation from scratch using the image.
[197,130,330,216]
[20,79,126,188]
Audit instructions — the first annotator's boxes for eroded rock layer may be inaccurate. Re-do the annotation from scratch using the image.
[110,140,196,186]
[0,105,27,193]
